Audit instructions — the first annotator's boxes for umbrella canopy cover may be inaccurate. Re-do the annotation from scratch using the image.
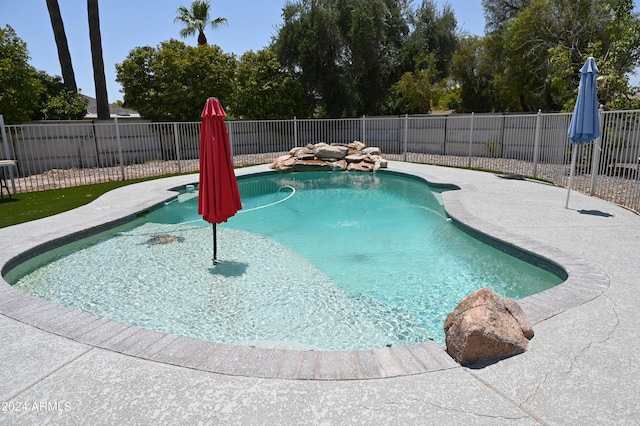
[198,97,242,224]
[568,57,600,145]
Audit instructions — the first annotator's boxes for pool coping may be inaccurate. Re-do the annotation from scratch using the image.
[0,163,609,380]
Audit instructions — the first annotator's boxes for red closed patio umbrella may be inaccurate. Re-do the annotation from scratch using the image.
[198,97,242,264]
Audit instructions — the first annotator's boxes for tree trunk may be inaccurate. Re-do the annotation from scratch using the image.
[46,0,77,92]
[88,0,110,120]
[197,31,207,45]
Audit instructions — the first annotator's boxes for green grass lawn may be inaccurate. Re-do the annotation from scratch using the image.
[0,178,161,228]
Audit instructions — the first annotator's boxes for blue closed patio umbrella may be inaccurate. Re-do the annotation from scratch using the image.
[566,57,600,208]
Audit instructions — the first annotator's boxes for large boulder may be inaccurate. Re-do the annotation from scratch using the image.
[363,147,382,156]
[504,298,534,339]
[373,159,388,171]
[315,145,348,160]
[345,154,368,163]
[347,161,374,172]
[275,154,293,163]
[270,155,297,172]
[289,147,305,156]
[332,160,348,171]
[349,140,366,151]
[291,146,316,159]
[444,287,533,365]
[295,152,316,161]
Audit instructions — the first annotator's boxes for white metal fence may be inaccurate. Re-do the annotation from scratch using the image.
[1,112,639,212]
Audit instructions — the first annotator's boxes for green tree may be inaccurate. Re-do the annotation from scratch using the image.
[174,0,227,45]
[385,1,458,114]
[0,26,43,124]
[232,50,312,119]
[273,0,346,117]
[34,72,88,120]
[0,26,86,123]
[345,0,410,115]
[388,52,437,114]
[497,0,552,110]
[401,1,458,80]
[571,0,640,110]
[46,0,77,92]
[431,78,462,111]
[115,39,236,121]
[390,69,433,114]
[88,0,109,119]
[451,36,495,112]
[482,0,530,34]
[388,54,461,114]
[273,0,459,117]
[480,0,640,111]
[273,0,410,117]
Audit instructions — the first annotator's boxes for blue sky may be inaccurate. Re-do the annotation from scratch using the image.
[2,1,637,102]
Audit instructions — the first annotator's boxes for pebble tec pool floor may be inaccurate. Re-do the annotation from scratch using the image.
[0,163,609,380]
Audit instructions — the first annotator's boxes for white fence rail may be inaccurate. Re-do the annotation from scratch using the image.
[2,112,639,212]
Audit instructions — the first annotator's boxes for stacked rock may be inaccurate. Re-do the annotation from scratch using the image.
[270,141,388,173]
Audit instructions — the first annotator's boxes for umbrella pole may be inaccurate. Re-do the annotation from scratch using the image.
[565,145,578,209]
[212,223,218,265]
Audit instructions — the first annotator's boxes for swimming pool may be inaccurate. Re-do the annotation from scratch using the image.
[6,171,564,350]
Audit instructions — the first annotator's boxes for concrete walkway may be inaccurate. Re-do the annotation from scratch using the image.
[1,162,639,425]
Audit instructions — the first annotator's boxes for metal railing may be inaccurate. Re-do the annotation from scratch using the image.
[1,111,639,212]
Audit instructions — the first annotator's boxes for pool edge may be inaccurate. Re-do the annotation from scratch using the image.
[0,163,610,380]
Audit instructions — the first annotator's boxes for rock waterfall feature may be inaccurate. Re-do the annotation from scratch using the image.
[270,141,388,173]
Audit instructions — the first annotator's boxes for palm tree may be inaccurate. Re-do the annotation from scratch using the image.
[87,0,109,120]
[46,0,77,92]
[174,0,227,45]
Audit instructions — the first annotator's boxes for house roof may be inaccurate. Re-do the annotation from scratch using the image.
[83,95,141,119]
[429,110,457,116]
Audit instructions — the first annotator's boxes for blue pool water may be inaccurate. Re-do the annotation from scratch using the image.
[7,172,564,349]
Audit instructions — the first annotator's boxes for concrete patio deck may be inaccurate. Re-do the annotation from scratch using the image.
[1,162,639,424]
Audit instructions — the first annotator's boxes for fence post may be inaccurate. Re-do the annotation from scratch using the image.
[500,114,506,158]
[443,115,448,155]
[294,116,298,147]
[403,114,408,161]
[114,116,126,180]
[0,114,16,193]
[227,121,235,161]
[173,123,182,173]
[532,109,542,178]
[361,115,366,144]
[589,107,605,195]
[468,112,474,168]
